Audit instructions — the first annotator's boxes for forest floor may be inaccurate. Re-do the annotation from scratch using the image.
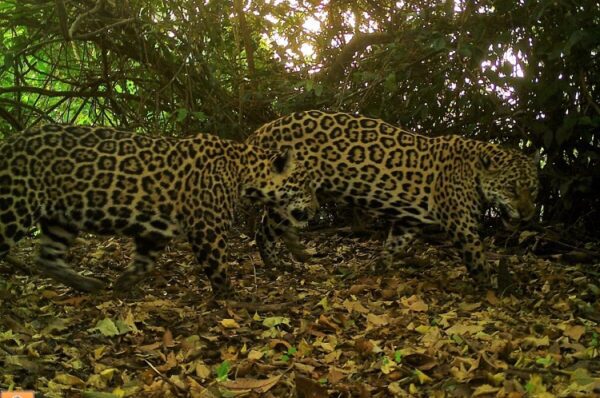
[1,225,600,398]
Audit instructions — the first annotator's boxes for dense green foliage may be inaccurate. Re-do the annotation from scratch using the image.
[0,0,598,233]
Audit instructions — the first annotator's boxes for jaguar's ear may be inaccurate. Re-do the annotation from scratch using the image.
[270,149,294,175]
[479,153,492,170]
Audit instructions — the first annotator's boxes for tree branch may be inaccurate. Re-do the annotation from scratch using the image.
[0,85,138,100]
[233,0,255,78]
[320,32,395,83]
[74,18,135,40]
[55,0,70,41]
[68,0,105,38]
[0,105,24,131]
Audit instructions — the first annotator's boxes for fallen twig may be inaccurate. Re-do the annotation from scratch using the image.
[144,359,188,396]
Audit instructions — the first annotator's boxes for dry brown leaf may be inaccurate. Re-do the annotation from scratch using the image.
[472,384,500,396]
[563,325,586,341]
[342,299,369,314]
[269,338,292,351]
[53,296,88,306]
[221,318,241,329]
[220,374,281,393]
[400,295,429,312]
[295,373,328,398]
[354,338,375,356]
[156,351,177,372]
[138,342,162,352]
[366,313,389,327]
[521,335,550,348]
[195,362,211,379]
[452,356,480,380]
[54,373,85,387]
[294,362,316,375]
[163,329,175,347]
[486,290,500,305]
[327,366,346,385]
[445,322,484,336]
[349,284,371,294]
[247,349,264,360]
[318,314,341,332]
[188,376,219,398]
[403,353,438,370]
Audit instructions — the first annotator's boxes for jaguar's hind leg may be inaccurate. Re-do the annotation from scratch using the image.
[0,226,13,260]
[113,235,169,291]
[37,218,105,292]
[0,234,12,261]
[0,203,35,261]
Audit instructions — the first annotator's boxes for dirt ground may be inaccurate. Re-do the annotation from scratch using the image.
[1,225,599,397]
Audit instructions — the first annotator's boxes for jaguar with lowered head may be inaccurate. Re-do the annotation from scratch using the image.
[247,110,539,281]
[0,124,315,295]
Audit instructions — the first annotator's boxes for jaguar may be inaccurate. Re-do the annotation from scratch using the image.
[0,124,315,296]
[246,110,539,280]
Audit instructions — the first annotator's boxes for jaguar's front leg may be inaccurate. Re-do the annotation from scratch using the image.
[256,208,311,269]
[443,216,490,283]
[380,223,418,269]
[187,227,232,298]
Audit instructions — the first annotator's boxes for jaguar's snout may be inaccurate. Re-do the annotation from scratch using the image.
[291,208,309,222]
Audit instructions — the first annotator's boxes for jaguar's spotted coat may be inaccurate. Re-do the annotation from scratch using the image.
[0,124,314,295]
[247,110,539,280]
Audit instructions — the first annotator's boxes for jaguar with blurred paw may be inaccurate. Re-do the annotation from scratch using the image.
[247,110,539,283]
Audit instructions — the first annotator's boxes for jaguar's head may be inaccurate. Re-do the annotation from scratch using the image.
[242,147,316,228]
[477,147,539,226]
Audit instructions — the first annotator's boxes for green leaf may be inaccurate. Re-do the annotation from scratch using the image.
[88,318,120,337]
[314,84,323,97]
[175,108,188,122]
[215,360,230,382]
[114,319,134,335]
[384,73,397,91]
[194,111,208,121]
[394,350,403,363]
[317,296,329,311]
[570,368,595,386]
[535,355,553,367]
[262,317,290,328]
[305,80,314,92]
[457,45,472,57]
[590,332,599,348]
[431,37,446,51]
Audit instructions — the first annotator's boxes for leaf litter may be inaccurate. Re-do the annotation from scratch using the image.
[0,227,599,397]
